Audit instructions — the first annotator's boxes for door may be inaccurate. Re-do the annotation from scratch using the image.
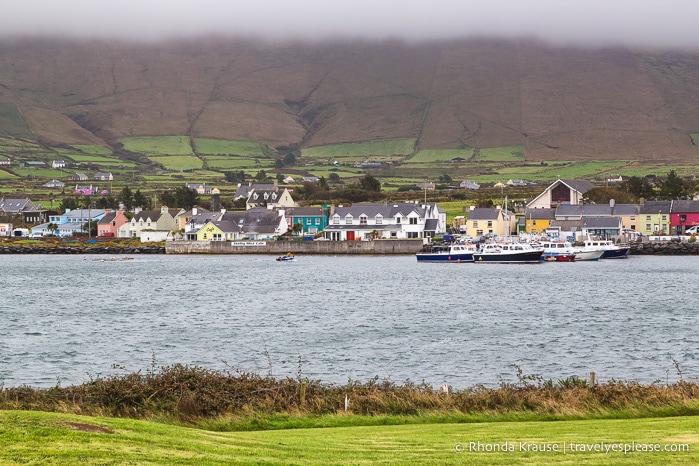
[347,231,355,241]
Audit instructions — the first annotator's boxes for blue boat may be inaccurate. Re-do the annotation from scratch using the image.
[416,243,477,263]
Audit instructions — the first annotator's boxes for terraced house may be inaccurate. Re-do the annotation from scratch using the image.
[323,202,446,241]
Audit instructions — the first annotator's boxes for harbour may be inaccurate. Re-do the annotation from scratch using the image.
[1,254,698,390]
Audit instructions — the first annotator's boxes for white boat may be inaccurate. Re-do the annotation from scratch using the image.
[473,242,544,264]
[579,239,630,259]
[538,240,577,262]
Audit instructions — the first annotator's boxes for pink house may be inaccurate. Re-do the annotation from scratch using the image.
[97,210,128,237]
[670,200,699,235]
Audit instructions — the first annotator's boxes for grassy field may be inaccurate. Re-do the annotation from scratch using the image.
[0,103,34,139]
[121,136,193,155]
[148,155,204,171]
[194,139,265,156]
[1,410,696,465]
[303,139,416,160]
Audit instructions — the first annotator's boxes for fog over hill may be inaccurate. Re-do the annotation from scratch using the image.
[1,37,699,162]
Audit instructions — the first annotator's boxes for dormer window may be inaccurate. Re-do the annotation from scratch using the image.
[345,214,353,225]
[359,215,367,225]
[333,215,340,225]
[376,214,383,225]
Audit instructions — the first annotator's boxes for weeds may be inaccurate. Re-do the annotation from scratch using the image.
[1,364,698,429]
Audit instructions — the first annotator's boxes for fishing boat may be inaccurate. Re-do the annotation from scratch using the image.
[473,242,544,264]
[538,240,577,262]
[276,253,296,262]
[416,243,477,263]
[579,239,630,259]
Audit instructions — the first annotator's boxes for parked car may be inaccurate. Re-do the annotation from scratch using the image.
[684,226,699,235]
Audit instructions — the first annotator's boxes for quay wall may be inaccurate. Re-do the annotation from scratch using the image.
[165,239,424,255]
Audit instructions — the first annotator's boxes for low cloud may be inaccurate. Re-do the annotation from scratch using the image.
[2,0,699,49]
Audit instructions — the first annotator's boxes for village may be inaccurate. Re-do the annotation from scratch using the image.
[1,178,698,245]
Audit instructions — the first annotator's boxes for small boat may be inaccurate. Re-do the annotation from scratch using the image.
[416,243,477,263]
[538,240,577,262]
[473,242,544,264]
[579,239,630,259]
[276,254,296,262]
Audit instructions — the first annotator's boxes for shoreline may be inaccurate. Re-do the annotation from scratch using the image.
[0,240,696,255]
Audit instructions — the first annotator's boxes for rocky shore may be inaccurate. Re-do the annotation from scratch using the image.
[0,244,165,254]
[629,241,699,255]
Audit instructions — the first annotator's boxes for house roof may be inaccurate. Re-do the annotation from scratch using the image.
[669,200,699,212]
[332,202,431,219]
[234,183,277,199]
[639,200,672,214]
[526,208,556,220]
[467,207,509,220]
[582,217,622,228]
[286,207,324,217]
[0,198,42,213]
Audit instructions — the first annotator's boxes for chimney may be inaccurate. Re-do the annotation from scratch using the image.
[192,206,198,216]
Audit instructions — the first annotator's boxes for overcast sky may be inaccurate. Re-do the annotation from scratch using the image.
[3,0,699,49]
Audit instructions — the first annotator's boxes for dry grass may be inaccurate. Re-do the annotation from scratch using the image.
[2,364,698,427]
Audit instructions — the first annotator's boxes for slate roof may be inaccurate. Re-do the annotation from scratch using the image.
[0,198,42,213]
[669,200,699,212]
[332,202,428,219]
[526,208,556,220]
[639,200,672,214]
[234,183,277,199]
[582,217,622,228]
[467,207,511,220]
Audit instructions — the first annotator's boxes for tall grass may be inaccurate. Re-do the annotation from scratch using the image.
[2,364,698,430]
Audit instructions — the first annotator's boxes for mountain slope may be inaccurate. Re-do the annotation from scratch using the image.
[1,38,698,162]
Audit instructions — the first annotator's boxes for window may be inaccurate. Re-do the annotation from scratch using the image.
[391,232,397,238]
[407,232,418,238]
[473,221,478,228]
[333,216,340,225]
[487,221,493,228]
[315,218,320,225]
[376,215,383,225]
[360,216,367,225]
[345,215,353,225]
[645,215,651,221]
[476,229,483,236]
[409,217,418,225]
[396,216,401,224]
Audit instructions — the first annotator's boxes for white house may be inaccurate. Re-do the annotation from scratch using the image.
[323,202,446,241]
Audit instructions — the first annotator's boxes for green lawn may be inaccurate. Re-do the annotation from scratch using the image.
[1,411,697,465]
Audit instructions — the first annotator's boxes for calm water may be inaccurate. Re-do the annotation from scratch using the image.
[1,254,698,389]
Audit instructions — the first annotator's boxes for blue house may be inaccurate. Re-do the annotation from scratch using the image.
[32,208,107,237]
[284,206,327,235]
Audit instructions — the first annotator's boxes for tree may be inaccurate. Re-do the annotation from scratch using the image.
[659,170,688,200]
[282,152,296,166]
[47,223,59,236]
[358,175,381,192]
[291,222,304,236]
[621,176,655,201]
[119,186,134,210]
[328,172,341,183]
[133,189,151,209]
[224,171,246,184]
[582,187,635,205]
[59,197,79,211]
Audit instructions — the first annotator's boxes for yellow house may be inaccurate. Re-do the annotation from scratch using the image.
[463,206,517,237]
[524,208,556,234]
[196,221,225,241]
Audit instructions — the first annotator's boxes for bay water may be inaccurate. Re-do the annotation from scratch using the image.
[1,254,697,389]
